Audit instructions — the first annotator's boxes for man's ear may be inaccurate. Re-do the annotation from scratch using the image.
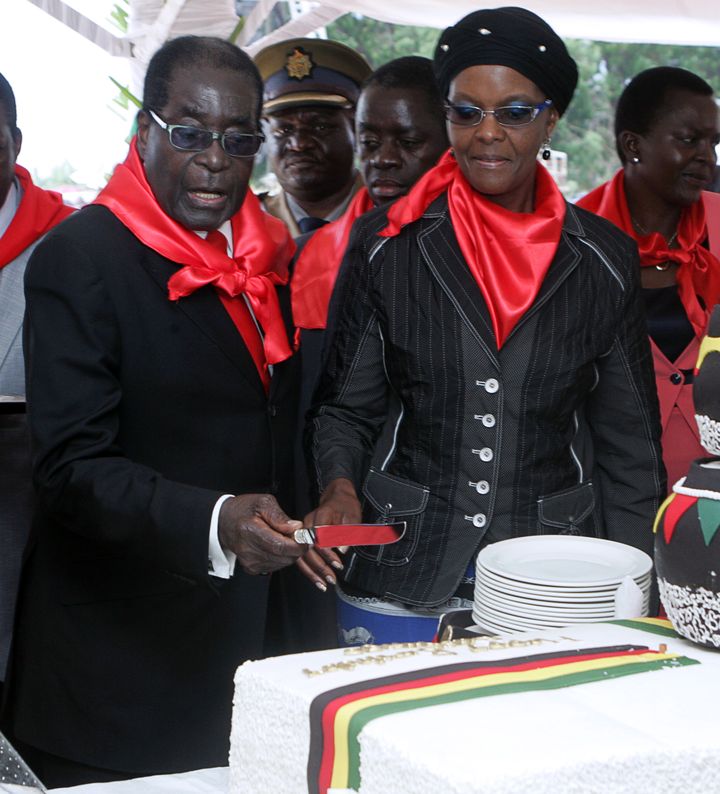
[618,130,641,164]
[136,109,151,159]
[13,127,22,160]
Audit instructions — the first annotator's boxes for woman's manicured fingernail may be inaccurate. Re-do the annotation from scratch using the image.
[315,581,327,592]
[331,560,344,570]
[325,575,337,586]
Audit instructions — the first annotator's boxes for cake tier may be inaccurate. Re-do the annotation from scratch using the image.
[230,619,720,794]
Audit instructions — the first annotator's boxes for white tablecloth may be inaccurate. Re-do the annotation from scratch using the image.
[49,767,227,794]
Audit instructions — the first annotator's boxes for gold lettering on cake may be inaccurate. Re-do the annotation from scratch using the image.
[302,637,554,676]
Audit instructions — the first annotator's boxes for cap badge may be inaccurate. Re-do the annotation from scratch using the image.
[285,47,314,80]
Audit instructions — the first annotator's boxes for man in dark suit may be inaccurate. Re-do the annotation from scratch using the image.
[1,36,316,788]
[0,72,73,702]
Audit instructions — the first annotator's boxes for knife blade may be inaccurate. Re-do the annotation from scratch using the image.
[293,522,406,548]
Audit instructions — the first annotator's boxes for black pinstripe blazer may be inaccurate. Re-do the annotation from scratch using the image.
[309,193,665,607]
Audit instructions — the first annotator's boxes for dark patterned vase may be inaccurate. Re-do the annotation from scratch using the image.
[654,305,720,648]
[655,462,720,648]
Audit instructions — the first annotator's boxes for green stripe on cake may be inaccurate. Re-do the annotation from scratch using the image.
[609,619,679,638]
[344,655,697,789]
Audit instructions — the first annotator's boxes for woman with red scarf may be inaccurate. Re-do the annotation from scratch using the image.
[578,67,720,489]
[303,8,665,644]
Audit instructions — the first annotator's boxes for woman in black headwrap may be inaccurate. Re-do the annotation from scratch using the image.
[301,7,665,643]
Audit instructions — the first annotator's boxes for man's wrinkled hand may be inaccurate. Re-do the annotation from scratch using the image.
[218,494,304,575]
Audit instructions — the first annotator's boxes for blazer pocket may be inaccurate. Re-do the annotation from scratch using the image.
[537,481,599,537]
[357,467,429,566]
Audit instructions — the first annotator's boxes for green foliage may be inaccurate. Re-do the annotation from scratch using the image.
[109,76,141,111]
[552,40,618,197]
[327,15,438,69]
[110,1,129,34]
[228,17,246,45]
[326,14,720,195]
[108,0,134,138]
[42,161,77,188]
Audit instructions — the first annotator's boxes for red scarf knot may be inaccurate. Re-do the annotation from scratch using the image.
[379,150,566,348]
[0,165,74,268]
[578,169,720,338]
[93,139,296,373]
[168,263,248,300]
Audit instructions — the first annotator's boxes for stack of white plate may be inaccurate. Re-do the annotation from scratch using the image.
[473,535,653,634]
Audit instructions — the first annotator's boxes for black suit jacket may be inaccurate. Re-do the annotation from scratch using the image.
[311,196,664,606]
[3,206,300,774]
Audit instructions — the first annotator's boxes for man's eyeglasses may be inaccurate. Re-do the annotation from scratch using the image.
[147,109,264,158]
[444,99,553,128]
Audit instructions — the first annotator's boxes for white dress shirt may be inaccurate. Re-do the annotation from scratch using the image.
[0,179,19,239]
[197,221,238,579]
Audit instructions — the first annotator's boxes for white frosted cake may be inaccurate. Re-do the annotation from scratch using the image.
[229,619,720,794]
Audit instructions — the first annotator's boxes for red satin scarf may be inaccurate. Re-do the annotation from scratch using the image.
[578,169,720,337]
[380,151,566,347]
[291,187,374,330]
[0,165,73,268]
[93,139,296,385]
[202,229,268,390]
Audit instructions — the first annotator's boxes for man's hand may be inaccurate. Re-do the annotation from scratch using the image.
[296,478,363,591]
[218,494,304,575]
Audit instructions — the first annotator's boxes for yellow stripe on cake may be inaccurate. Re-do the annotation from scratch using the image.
[329,650,680,788]
[632,617,674,629]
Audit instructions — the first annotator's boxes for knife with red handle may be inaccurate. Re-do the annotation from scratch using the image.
[293,522,406,548]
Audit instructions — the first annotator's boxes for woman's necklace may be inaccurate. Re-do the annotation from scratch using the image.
[631,216,679,271]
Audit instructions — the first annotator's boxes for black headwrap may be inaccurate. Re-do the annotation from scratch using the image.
[433,7,578,116]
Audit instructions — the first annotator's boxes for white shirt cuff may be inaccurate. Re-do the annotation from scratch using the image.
[208,494,237,578]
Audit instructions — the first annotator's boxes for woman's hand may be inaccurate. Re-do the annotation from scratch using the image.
[308,477,363,527]
[296,478,362,591]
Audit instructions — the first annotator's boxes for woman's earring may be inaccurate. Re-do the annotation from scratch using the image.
[631,156,640,164]
[541,139,552,161]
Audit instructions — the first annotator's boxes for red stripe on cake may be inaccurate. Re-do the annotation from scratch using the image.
[309,645,652,794]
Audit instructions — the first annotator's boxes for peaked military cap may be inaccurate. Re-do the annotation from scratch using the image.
[254,37,372,114]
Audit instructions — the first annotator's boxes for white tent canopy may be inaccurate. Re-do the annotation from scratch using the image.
[239,0,720,53]
[24,0,720,94]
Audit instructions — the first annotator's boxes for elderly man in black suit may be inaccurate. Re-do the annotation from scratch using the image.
[1,36,321,788]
